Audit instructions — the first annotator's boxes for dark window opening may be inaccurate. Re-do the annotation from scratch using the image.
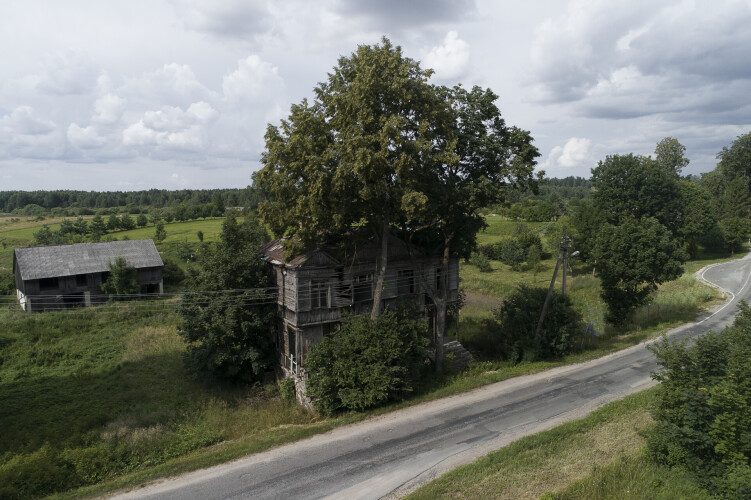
[397,269,415,295]
[353,274,373,302]
[311,280,329,309]
[435,267,443,291]
[39,277,59,291]
[76,274,87,287]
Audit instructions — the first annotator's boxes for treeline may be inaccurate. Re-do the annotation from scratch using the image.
[486,176,592,222]
[0,187,265,214]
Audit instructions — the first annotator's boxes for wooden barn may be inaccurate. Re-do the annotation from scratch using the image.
[260,233,460,374]
[13,239,164,312]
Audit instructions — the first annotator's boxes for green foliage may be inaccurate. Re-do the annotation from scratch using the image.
[508,199,557,222]
[100,256,139,297]
[89,214,106,239]
[595,217,686,325]
[304,309,429,415]
[494,238,525,270]
[279,378,297,403]
[654,136,689,174]
[678,180,716,256]
[106,214,120,231]
[492,284,584,363]
[154,221,167,243]
[720,217,750,253]
[0,269,14,294]
[177,213,274,383]
[136,214,148,227]
[161,257,186,286]
[592,153,682,233]
[33,224,55,245]
[647,302,751,497]
[470,251,492,272]
[514,223,543,254]
[120,214,136,231]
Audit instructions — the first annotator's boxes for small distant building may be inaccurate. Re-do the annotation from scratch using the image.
[260,233,460,375]
[13,239,164,312]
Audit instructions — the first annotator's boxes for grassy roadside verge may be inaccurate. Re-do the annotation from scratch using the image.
[21,251,742,499]
[406,389,708,500]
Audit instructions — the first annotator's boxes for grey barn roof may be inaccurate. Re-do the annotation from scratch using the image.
[14,239,163,281]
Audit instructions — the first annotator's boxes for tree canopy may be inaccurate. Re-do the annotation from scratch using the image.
[654,136,689,174]
[595,216,686,325]
[177,213,275,383]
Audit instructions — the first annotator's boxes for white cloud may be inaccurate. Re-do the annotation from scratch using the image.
[424,31,470,81]
[35,52,98,96]
[222,55,284,104]
[67,124,106,149]
[543,137,591,169]
[123,63,215,107]
[122,101,218,151]
[92,94,127,124]
[0,106,56,136]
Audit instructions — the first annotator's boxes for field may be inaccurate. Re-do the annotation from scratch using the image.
[0,214,740,498]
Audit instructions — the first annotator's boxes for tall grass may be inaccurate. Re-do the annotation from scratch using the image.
[0,306,315,499]
[407,389,708,500]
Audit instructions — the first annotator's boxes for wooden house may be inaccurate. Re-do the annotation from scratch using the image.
[260,233,460,374]
[13,239,164,312]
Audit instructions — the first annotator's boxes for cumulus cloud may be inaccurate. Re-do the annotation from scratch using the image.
[123,63,215,108]
[92,94,127,124]
[123,101,218,151]
[528,0,751,126]
[67,124,106,149]
[424,31,470,81]
[543,137,591,169]
[222,55,284,105]
[0,106,56,136]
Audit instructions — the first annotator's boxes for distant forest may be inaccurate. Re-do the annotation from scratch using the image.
[1,177,592,216]
[0,187,265,215]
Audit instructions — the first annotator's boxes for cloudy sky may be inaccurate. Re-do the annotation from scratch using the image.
[2,0,750,191]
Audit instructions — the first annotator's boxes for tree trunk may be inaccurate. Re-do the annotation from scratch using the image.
[371,221,389,320]
[433,235,453,374]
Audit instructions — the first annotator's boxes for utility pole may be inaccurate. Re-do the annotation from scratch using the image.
[534,235,570,341]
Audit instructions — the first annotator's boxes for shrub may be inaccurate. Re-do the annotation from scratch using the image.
[647,302,751,497]
[493,238,525,270]
[470,252,492,272]
[492,284,584,362]
[279,378,297,403]
[161,258,185,286]
[304,308,429,415]
[101,256,139,297]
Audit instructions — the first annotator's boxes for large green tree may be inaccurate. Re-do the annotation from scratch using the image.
[654,136,689,174]
[257,37,455,320]
[594,216,686,325]
[404,85,540,371]
[677,180,716,256]
[591,154,682,233]
[177,213,275,383]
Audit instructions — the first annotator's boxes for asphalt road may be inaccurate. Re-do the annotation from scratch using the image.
[115,254,751,500]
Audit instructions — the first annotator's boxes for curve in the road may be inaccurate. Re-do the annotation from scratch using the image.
[112,254,751,500]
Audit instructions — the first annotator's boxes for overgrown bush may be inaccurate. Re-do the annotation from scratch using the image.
[161,258,186,286]
[279,377,297,403]
[178,213,275,383]
[492,284,583,362]
[304,308,429,415]
[101,256,139,297]
[647,302,751,497]
[470,252,492,272]
[493,238,525,270]
[0,269,15,295]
